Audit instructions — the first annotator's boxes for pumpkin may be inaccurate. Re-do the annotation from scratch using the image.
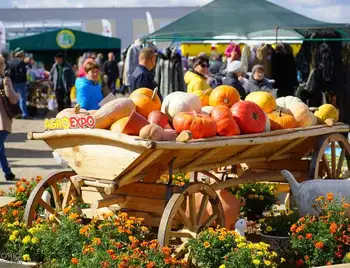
[201,106,214,115]
[231,101,266,134]
[110,116,129,133]
[268,110,298,130]
[139,124,164,141]
[173,111,217,139]
[193,89,212,106]
[129,87,161,118]
[56,104,89,119]
[276,96,302,109]
[314,104,339,123]
[94,98,135,129]
[209,85,240,108]
[216,118,240,136]
[289,102,317,127]
[210,105,233,121]
[148,110,168,128]
[161,92,201,121]
[245,91,276,113]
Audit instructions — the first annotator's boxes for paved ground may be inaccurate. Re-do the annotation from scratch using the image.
[0,110,62,193]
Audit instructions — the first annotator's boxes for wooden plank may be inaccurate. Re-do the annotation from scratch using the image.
[118,196,166,214]
[267,138,306,161]
[247,159,310,172]
[117,150,164,187]
[91,195,126,210]
[181,148,222,170]
[234,144,266,159]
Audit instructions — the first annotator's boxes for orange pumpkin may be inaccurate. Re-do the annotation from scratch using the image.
[211,105,233,121]
[216,118,241,136]
[209,85,240,108]
[129,87,161,118]
[173,111,217,139]
[268,110,298,130]
[56,104,89,119]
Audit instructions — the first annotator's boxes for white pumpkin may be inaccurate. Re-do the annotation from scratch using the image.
[201,106,214,115]
[161,92,201,120]
[264,111,271,132]
[276,96,302,109]
[289,102,317,127]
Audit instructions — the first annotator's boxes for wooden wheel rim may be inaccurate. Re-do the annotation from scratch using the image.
[24,170,76,227]
[309,133,350,179]
[158,183,225,247]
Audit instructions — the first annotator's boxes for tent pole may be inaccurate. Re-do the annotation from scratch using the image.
[275,26,279,43]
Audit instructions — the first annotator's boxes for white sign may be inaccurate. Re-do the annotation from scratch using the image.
[101,19,112,37]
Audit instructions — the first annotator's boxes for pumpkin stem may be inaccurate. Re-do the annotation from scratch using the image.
[151,87,159,101]
[224,98,229,104]
[203,88,212,95]
[74,104,81,114]
[193,110,198,117]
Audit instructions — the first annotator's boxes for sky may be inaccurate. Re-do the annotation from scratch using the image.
[0,0,349,23]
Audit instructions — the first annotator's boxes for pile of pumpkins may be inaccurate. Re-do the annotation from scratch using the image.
[56,85,340,141]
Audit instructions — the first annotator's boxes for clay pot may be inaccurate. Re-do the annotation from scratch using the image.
[123,110,149,135]
[148,110,169,128]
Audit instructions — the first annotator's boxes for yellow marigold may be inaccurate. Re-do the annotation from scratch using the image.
[219,235,225,241]
[259,196,264,200]
[28,228,38,234]
[315,196,324,202]
[252,259,260,265]
[266,226,273,232]
[48,214,56,222]
[141,226,149,232]
[23,254,31,262]
[281,258,286,263]
[13,221,19,226]
[69,213,79,220]
[257,251,263,256]
[7,223,14,228]
[271,251,278,257]
[237,242,246,248]
[31,237,39,244]
[22,236,31,244]
[203,241,210,248]
[264,260,271,266]
[63,207,71,214]
[93,237,101,245]
[219,265,225,268]
[12,230,19,236]
[9,234,16,241]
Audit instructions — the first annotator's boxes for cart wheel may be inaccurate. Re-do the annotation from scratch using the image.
[309,133,350,179]
[24,170,77,227]
[158,183,225,247]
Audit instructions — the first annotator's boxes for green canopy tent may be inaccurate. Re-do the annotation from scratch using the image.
[144,0,350,42]
[9,28,121,69]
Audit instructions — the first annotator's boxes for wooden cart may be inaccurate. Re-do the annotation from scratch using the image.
[24,123,350,246]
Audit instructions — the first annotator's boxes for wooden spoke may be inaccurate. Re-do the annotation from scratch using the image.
[24,170,77,227]
[158,183,224,247]
[336,148,345,178]
[309,133,350,180]
[196,195,209,227]
[62,181,73,209]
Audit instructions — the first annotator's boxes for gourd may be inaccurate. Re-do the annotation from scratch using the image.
[56,104,89,119]
[139,124,178,141]
[173,111,217,139]
[289,102,317,127]
[94,98,135,129]
[314,104,339,123]
[129,87,161,118]
[161,92,201,121]
[201,106,214,115]
[268,109,298,130]
[193,89,212,107]
[245,91,276,113]
[110,116,129,133]
[231,101,266,134]
[148,110,168,128]
[276,96,302,109]
[209,85,240,108]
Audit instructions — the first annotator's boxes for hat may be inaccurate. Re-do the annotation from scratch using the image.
[224,43,241,58]
[14,47,24,57]
[193,55,209,67]
[55,52,64,58]
[252,64,264,74]
[227,61,244,73]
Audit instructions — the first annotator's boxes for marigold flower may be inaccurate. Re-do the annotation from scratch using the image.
[315,241,324,249]
[146,262,156,268]
[203,241,210,248]
[297,235,303,240]
[290,224,297,233]
[264,260,271,266]
[305,255,309,260]
[92,237,101,245]
[63,207,71,214]
[17,186,25,193]
[326,193,334,201]
[31,237,39,244]
[281,258,286,263]
[9,234,16,241]
[266,226,273,232]
[22,236,31,244]
[71,257,79,265]
[141,226,149,232]
[252,259,260,265]
[330,222,337,234]
[306,233,313,239]
[101,261,111,268]
[162,247,171,255]
[23,254,31,262]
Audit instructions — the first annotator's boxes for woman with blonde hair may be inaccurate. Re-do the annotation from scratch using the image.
[0,55,19,180]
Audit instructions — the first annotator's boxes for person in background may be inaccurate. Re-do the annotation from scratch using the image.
[49,52,75,112]
[209,53,223,75]
[220,44,241,74]
[246,64,273,95]
[222,61,247,99]
[185,55,211,93]
[103,52,119,94]
[95,53,104,74]
[75,60,103,110]
[7,48,30,119]
[0,55,19,180]
[130,47,160,98]
[117,54,125,93]
[91,52,97,60]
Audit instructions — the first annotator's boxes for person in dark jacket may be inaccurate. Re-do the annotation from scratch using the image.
[49,52,75,112]
[130,47,162,100]
[103,52,119,94]
[209,53,223,75]
[246,65,274,95]
[222,61,246,99]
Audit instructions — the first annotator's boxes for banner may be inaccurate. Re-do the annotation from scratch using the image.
[0,21,6,51]
[101,19,112,37]
[146,12,155,34]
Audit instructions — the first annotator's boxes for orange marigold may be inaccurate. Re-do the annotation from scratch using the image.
[306,233,313,239]
[162,247,171,255]
[71,258,79,264]
[297,235,303,240]
[146,262,156,268]
[92,238,101,245]
[68,213,79,220]
[12,210,19,217]
[330,222,337,234]
[327,193,334,201]
[17,186,25,193]
[203,241,210,248]
[315,241,324,249]
[101,261,111,268]
[305,255,309,261]
[290,224,297,233]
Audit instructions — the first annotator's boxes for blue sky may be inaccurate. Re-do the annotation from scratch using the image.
[0,0,349,23]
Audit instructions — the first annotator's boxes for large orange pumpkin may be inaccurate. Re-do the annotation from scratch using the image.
[216,118,241,136]
[173,111,217,139]
[129,87,161,118]
[268,110,298,130]
[209,85,240,108]
[210,105,233,121]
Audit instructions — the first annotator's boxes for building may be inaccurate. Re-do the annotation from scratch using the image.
[0,7,197,50]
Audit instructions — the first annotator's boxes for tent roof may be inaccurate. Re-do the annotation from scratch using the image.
[9,28,121,51]
[145,0,350,41]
